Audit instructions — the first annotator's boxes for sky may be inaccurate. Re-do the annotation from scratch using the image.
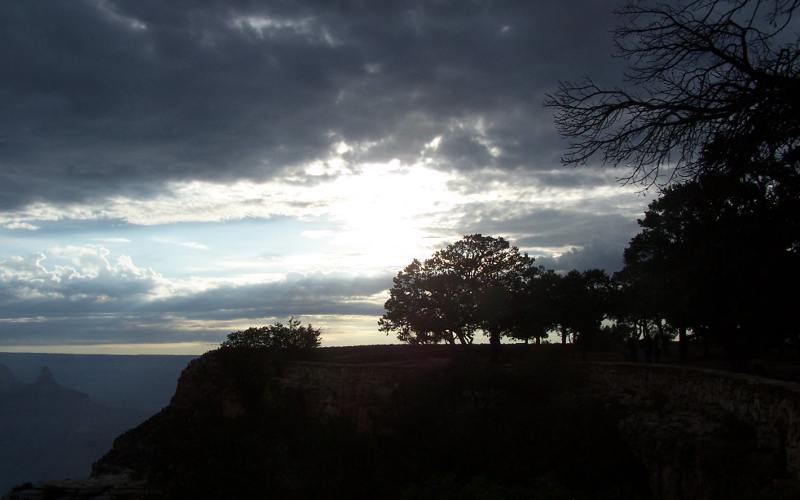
[0,0,655,353]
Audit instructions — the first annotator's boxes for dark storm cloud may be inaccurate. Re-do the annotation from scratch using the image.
[513,210,638,250]
[451,203,639,248]
[535,242,628,273]
[0,251,389,344]
[444,166,636,196]
[438,200,642,272]
[148,274,389,320]
[0,0,623,210]
[0,314,216,345]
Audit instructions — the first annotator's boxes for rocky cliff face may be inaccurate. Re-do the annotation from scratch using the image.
[584,362,800,499]
[8,349,800,499]
[86,349,647,499]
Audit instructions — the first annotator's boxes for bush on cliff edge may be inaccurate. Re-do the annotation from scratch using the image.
[220,317,321,351]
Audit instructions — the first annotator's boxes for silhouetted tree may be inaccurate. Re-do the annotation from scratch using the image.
[553,270,613,351]
[540,272,573,345]
[613,189,702,361]
[380,235,535,355]
[506,268,560,345]
[546,0,800,187]
[618,171,800,366]
[547,0,800,366]
[378,259,473,345]
[221,317,321,350]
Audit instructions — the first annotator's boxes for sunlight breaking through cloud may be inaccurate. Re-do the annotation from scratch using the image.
[0,0,658,351]
[0,163,646,274]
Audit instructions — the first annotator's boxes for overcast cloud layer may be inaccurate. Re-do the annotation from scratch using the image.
[0,0,651,350]
[0,0,625,207]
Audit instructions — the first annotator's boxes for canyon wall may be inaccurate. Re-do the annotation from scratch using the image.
[584,362,800,477]
[7,352,800,499]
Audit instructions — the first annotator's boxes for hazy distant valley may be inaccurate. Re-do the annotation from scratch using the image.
[0,354,193,492]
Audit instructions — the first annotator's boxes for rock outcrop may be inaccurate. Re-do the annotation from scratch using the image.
[585,362,800,499]
[87,349,646,498]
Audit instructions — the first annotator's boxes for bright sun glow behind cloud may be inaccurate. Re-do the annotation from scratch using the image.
[317,161,454,271]
[0,0,660,353]
[0,159,640,277]
[0,156,648,352]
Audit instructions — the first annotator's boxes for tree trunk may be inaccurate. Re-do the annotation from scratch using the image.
[642,320,654,363]
[678,326,688,362]
[654,320,664,363]
[627,335,638,362]
[728,326,749,372]
[490,330,501,363]
[561,326,568,345]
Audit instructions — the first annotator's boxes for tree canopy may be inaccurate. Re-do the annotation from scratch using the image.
[379,1,800,364]
[379,235,536,347]
[504,268,560,345]
[380,234,621,354]
[546,0,800,367]
[615,171,800,360]
[557,269,613,349]
[221,317,321,351]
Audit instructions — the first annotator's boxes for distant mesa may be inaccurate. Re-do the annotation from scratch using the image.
[15,366,91,405]
[34,366,55,386]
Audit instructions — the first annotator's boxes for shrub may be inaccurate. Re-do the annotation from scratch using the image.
[220,317,321,350]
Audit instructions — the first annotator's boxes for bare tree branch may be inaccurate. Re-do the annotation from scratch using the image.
[544,0,800,186]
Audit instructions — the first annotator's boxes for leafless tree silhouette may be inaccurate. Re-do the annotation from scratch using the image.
[545,0,800,185]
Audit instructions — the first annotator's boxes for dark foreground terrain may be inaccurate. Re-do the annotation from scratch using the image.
[6,345,800,499]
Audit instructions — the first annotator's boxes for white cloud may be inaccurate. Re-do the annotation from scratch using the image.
[229,14,339,46]
[301,230,335,240]
[2,246,171,299]
[3,221,39,231]
[91,237,132,243]
[179,241,209,251]
[150,237,209,251]
[0,246,392,346]
[93,0,147,31]
[0,163,648,277]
